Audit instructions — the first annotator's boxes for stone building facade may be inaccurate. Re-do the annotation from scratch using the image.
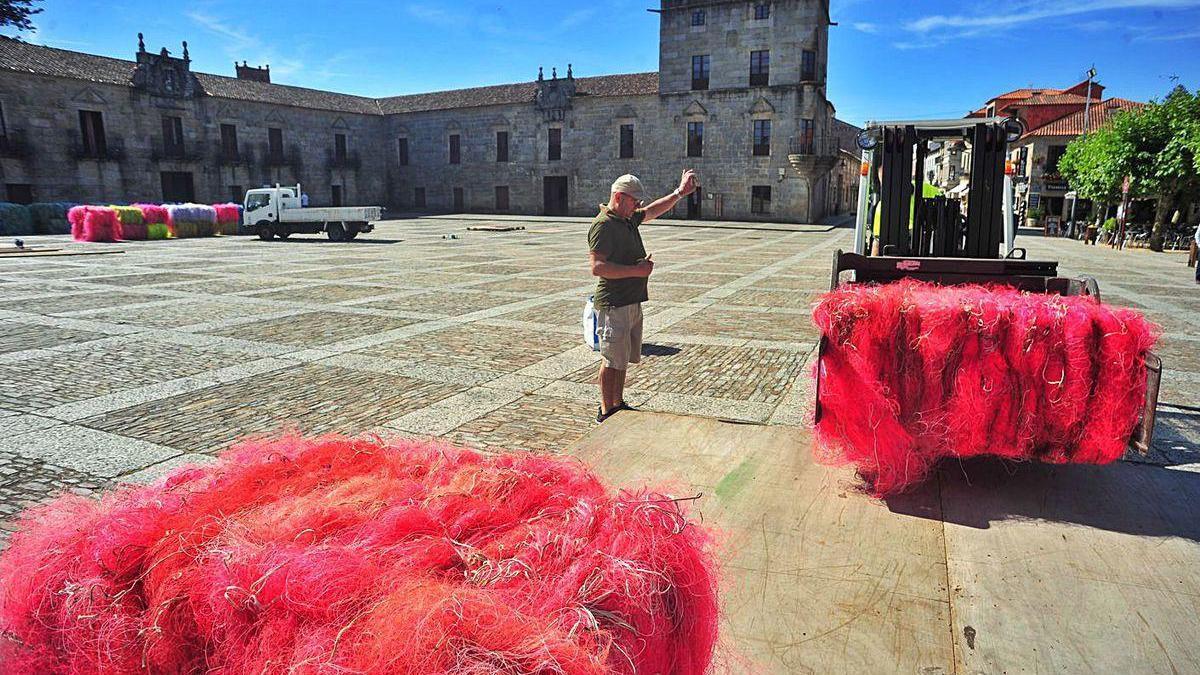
[0,0,840,222]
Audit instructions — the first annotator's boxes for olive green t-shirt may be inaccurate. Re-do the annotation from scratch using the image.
[588,205,648,309]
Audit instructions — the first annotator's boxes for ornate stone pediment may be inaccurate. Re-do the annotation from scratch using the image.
[749,97,775,116]
[131,34,198,99]
[331,116,351,130]
[615,105,638,120]
[71,87,108,105]
[535,65,576,121]
[683,100,708,118]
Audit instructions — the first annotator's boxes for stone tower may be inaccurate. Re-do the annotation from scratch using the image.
[657,0,830,95]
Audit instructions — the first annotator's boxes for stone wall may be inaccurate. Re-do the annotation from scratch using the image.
[0,0,834,222]
[0,71,386,206]
[387,83,826,222]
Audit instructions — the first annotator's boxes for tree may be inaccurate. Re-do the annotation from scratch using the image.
[0,0,41,34]
[1059,85,1200,251]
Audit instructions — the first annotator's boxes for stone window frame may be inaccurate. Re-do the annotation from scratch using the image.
[268,126,285,162]
[219,122,238,159]
[444,121,464,166]
[496,130,510,163]
[752,119,771,157]
[801,49,817,82]
[449,133,461,165]
[753,3,770,20]
[619,124,635,159]
[751,185,772,214]
[547,126,563,161]
[691,55,710,91]
[686,121,704,158]
[334,132,348,163]
[396,136,410,166]
[749,50,770,87]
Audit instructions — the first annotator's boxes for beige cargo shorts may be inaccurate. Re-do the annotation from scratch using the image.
[596,303,643,371]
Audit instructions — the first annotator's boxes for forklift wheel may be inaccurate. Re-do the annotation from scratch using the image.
[257,224,273,241]
[327,222,347,242]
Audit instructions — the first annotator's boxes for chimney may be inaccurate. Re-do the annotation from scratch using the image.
[236,61,271,83]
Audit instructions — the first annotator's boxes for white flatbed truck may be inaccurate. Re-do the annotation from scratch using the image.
[243,184,382,241]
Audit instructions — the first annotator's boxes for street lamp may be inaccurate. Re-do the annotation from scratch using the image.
[1069,67,1097,239]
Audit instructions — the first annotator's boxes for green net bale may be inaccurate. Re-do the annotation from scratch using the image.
[28,202,77,235]
[109,205,147,240]
[0,203,34,237]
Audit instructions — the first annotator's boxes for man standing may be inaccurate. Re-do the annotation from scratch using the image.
[589,170,698,422]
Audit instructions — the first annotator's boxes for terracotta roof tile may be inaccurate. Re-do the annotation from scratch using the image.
[991,87,1060,101]
[1013,93,1091,106]
[377,72,659,114]
[0,38,659,116]
[1025,97,1144,136]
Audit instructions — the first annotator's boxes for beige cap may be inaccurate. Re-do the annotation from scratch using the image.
[610,174,645,201]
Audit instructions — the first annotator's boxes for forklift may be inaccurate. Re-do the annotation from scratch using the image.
[818,116,1162,454]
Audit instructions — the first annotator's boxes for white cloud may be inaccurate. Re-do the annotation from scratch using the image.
[906,0,1200,34]
[187,10,304,79]
[852,22,879,33]
[558,8,599,30]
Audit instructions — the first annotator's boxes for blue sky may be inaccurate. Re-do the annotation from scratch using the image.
[11,0,1200,126]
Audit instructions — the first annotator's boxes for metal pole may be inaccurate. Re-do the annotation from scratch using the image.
[1082,67,1095,136]
[1072,67,1095,237]
[1003,172,1015,255]
[853,149,871,254]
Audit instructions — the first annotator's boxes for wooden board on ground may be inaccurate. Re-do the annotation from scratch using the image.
[935,459,1200,674]
[568,411,1200,673]
[568,411,953,674]
[0,247,124,257]
[465,224,525,232]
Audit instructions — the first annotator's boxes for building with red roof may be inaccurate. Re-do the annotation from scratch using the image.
[929,78,1142,228]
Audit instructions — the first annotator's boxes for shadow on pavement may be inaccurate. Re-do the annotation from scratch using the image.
[886,455,1200,542]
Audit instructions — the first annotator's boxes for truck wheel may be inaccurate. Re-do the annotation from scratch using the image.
[345,222,361,240]
[277,229,290,239]
[257,223,274,241]
[327,221,347,242]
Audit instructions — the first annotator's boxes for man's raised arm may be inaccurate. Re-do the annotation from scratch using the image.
[642,170,699,222]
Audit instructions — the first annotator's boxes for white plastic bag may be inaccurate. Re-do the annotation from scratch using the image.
[582,296,599,351]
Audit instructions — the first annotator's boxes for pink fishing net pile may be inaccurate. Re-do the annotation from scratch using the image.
[812,279,1158,495]
[0,436,719,674]
[66,205,122,242]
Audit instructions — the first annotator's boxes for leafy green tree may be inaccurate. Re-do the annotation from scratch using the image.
[1060,85,1200,251]
[0,0,41,34]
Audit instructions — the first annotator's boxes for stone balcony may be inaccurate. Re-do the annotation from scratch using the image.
[787,136,839,176]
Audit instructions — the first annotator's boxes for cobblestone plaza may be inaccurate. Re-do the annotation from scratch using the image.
[1,219,1198,541]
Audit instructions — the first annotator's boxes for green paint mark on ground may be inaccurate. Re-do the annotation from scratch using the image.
[714,456,758,499]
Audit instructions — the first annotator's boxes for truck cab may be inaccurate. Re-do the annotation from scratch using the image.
[243,186,298,230]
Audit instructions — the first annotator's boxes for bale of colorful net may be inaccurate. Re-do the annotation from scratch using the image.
[28,202,76,235]
[0,202,33,236]
[133,203,170,239]
[67,205,122,242]
[166,203,217,238]
[108,205,146,240]
[0,435,719,674]
[212,203,241,235]
[812,279,1159,496]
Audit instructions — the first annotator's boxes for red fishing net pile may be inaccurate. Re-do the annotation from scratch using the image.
[67,205,122,242]
[813,280,1159,495]
[0,436,719,674]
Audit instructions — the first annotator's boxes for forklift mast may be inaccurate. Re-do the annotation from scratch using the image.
[853,117,1023,259]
